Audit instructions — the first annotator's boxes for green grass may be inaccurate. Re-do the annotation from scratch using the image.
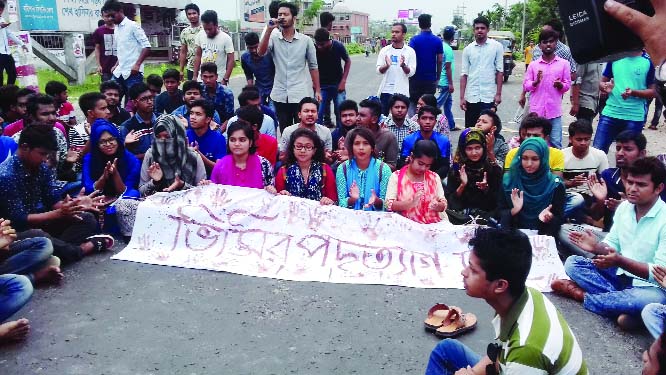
[36,62,245,100]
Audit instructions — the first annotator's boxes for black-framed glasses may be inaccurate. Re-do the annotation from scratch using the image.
[99,137,118,146]
[137,95,155,103]
[294,145,315,151]
[485,343,501,375]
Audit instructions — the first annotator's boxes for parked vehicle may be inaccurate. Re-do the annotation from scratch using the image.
[488,31,516,82]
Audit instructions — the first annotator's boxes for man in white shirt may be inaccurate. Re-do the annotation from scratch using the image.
[0,0,28,86]
[460,16,503,128]
[376,22,416,116]
[101,0,151,104]
[192,10,234,85]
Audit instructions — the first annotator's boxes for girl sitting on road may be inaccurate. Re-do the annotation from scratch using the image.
[498,137,565,236]
[204,120,274,191]
[385,140,448,224]
[336,128,392,211]
[275,128,336,205]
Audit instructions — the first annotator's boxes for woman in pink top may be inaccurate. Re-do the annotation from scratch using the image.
[204,120,275,191]
[385,139,448,224]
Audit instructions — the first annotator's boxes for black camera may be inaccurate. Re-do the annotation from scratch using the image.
[557,0,654,63]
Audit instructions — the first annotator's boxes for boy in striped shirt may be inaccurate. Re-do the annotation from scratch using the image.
[425,228,588,375]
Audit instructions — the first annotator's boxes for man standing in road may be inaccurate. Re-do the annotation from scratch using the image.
[94,7,117,82]
[437,26,457,131]
[0,0,28,86]
[523,29,571,149]
[460,16,503,128]
[408,14,443,116]
[314,28,351,130]
[258,2,320,132]
[241,32,275,110]
[102,0,151,104]
[376,23,416,116]
[178,3,202,81]
[570,62,604,124]
[524,41,534,71]
[192,10,235,85]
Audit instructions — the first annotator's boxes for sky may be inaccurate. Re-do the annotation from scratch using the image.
[195,0,523,32]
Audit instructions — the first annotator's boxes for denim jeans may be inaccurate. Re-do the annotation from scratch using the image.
[437,86,456,130]
[642,303,666,339]
[0,237,54,283]
[565,255,666,318]
[0,274,33,322]
[564,192,586,221]
[549,116,563,149]
[318,85,346,129]
[114,72,144,105]
[592,115,645,153]
[425,339,481,375]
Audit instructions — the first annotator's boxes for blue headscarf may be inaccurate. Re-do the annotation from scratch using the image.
[89,119,130,184]
[502,137,562,223]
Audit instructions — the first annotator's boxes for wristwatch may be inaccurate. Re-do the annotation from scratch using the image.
[222,77,230,84]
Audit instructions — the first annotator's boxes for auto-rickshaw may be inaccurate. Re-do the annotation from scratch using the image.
[488,31,516,82]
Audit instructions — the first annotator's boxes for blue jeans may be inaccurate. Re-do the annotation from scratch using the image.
[0,237,54,283]
[549,116,563,149]
[0,274,33,322]
[642,303,666,339]
[318,85,346,129]
[437,86,456,130]
[425,339,481,375]
[565,255,666,318]
[114,72,144,104]
[592,115,645,153]
[564,192,586,221]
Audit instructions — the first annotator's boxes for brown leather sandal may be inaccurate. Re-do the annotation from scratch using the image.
[434,307,478,338]
[424,303,452,331]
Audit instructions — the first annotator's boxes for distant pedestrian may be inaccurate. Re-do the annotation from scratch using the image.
[314,28,351,129]
[437,26,457,131]
[102,0,151,104]
[0,0,29,86]
[408,14,443,116]
[524,41,534,70]
[258,2,320,132]
[376,23,416,116]
[460,16,503,128]
[94,6,117,82]
[178,3,202,81]
[192,10,235,85]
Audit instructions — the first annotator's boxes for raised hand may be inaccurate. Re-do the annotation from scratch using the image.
[125,130,140,144]
[148,162,163,183]
[605,192,626,211]
[570,173,588,187]
[459,164,468,186]
[349,181,360,200]
[475,172,489,192]
[428,197,448,212]
[363,189,379,209]
[538,204,554,223]
[0,219,17,250]
[569,229,598,252]
[412,190,425,207]
[399,55,405,67]
[621,88,633,100]
[588,174,608,201]
[74,189,106,214]
[593,248,622,269]
[66,149,80,163]
[384,55,391,67]
[553,77,563,90]
[190,141,199,153]
[176,114,188,128]
[510,188,523,214]
[163,174,185,192]
[535,70,543,85]
[59,195,84,220]
[600,78,615,95]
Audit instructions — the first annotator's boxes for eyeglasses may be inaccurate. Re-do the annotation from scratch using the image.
[294,145,315,151]
[137,96,155,103]
[485,343,502,375]
[99,138,118,146]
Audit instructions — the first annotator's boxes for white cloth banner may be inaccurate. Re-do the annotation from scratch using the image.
[112,186,566,291]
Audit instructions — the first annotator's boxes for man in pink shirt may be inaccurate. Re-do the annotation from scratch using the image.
[523,29,571,149]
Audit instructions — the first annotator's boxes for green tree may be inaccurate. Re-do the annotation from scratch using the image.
[451,15,465,29]
[300,0,324,27]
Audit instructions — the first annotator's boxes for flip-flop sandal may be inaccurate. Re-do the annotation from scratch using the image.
[424,303,455,331]
[434,307,478,338]
[86,234,115,252]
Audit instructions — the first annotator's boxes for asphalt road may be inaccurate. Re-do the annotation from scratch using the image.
[0,53,650,374]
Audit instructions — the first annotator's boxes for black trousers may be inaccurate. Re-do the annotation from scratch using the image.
[0,53,18,86]
[16,212,98,265]
[274,101,301,133]
[464,101,494,128]
[576,107,597,124]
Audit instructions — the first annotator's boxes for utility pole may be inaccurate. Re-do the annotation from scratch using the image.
[521,0,526,51]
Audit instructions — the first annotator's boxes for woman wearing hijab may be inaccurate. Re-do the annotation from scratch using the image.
[446,128,502,222]
[115,115,206,238]
[82,119,141,199]
[498,137,565,236]
[385,140,448,224]
[336,128,392,211]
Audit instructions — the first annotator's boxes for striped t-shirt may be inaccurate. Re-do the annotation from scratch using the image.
[492,287,588,374]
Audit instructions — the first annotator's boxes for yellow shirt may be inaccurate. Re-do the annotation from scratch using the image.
[504,146,565,173]
[524,46,534,65]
